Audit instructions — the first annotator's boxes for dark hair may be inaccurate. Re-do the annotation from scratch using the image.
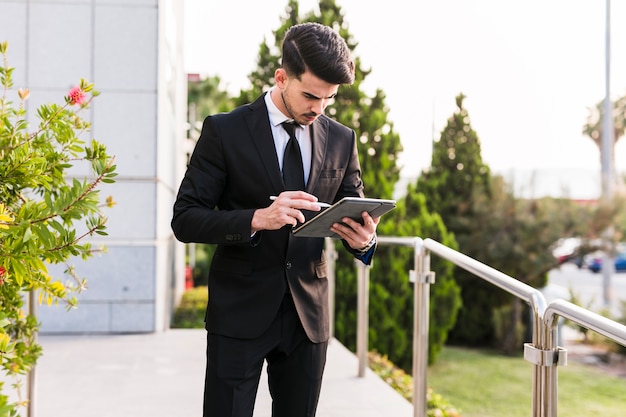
[281,22,355,85]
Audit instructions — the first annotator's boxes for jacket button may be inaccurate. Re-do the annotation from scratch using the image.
[286,262,292,269]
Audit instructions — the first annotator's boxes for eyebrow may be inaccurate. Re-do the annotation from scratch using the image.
[303,91,337,100]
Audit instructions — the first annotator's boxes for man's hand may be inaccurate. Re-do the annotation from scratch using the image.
[330,211,379,251]
[251,191,323,233]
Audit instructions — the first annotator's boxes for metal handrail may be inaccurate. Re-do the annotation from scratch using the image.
[544,299,626,346]
[423,239,549,314]
[354,236,429,417]
[325,237,338,341]
[355,256,370,378]
[423,238,626,417]
[377,237,429,417]
[423,238,552,417]
[540,299,626,417]
[341,235,626,417]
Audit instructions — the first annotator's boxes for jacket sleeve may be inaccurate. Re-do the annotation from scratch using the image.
[171,115,255,245]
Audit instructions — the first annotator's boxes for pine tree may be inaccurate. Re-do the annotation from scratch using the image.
[236,0,402,198]
[416,93,499,346]
[418,93,491,238]
[232,0,461,369]
[416,93,603,350]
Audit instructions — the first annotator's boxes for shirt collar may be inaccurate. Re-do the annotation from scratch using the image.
[265,88,302,129]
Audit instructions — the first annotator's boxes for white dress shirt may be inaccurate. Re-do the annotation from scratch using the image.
[265,89,312,186]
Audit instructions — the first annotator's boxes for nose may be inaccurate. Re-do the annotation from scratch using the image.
[311,98,330,115]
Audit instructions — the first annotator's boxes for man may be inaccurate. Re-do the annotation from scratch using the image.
[171,22,379,417]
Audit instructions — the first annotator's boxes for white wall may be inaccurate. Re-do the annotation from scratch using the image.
[0,0,187,333]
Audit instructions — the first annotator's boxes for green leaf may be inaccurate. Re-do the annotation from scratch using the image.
[9,259,26,286]
[22,227,33,243]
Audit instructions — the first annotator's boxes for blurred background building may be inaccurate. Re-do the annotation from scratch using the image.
[0,0,188,333]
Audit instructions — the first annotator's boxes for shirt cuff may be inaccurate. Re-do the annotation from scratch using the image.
[357,235,376,253]
[355,235,376,265]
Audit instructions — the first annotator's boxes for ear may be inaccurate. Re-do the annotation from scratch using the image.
[275,68,288,89]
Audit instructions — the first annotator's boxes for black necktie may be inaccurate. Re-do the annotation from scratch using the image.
[281,121,305,191]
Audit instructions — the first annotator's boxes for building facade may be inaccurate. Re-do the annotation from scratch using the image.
[0,0,187,333]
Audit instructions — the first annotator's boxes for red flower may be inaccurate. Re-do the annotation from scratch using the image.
[67,86,86,105]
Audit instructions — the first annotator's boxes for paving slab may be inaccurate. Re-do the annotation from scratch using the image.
[25,330,412,417]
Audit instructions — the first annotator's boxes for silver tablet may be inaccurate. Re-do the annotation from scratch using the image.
[291,197,396,238]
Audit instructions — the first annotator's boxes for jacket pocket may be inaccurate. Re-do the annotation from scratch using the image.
[315,260,327,279]
[319,169,343,179]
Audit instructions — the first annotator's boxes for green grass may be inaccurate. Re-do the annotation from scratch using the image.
[427,346,626,417]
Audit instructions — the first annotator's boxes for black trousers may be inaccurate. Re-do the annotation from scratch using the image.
[203,294,328,417]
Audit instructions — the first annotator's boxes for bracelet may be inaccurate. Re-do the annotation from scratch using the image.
[357,235,376,253]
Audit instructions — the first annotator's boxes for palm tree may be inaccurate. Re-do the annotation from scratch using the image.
[582,94,626,193]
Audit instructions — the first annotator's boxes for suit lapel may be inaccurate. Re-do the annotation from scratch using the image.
[243,94,330,195]
[306,117,328,193]
[244,95,284,194]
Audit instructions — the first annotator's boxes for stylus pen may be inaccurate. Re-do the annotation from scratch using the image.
[269,196,331,208]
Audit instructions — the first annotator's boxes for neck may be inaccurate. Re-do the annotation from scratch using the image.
[270,88,294,120]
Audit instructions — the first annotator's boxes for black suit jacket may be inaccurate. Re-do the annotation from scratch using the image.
[171,93,367,343]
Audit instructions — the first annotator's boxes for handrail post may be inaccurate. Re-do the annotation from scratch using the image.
[543,319,560,417]
[356,259,370,377]
[325,237,338,340]
[27,290,37,417]
[529,292,549,417]
[413,240,432,417]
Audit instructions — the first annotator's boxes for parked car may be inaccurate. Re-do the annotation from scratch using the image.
[552,237,581,265]
[588,250,626,273]
[552,237,602,268]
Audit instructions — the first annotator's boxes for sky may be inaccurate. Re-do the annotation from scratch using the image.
[183,0,626,199]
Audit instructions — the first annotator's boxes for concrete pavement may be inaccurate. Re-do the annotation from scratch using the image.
[27,329,413,417]
[15,263,625,417]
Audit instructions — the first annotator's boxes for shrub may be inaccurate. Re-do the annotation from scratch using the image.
[368,351,463,417]
[0,41,116,414]
[171,286,207,328]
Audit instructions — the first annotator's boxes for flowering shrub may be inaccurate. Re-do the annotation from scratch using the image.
[368,351,463,417]
[0,41,116,415]
[66,86,87,106]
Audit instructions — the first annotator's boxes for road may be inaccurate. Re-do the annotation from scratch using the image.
[547,262,626,318]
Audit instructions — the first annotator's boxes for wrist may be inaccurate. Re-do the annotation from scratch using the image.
[357,235,376,253]
[251,209,262,234]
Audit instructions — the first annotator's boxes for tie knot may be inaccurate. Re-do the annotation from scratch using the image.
[281,121,298,137]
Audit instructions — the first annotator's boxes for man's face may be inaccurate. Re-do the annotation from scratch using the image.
[276,69,339,126]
